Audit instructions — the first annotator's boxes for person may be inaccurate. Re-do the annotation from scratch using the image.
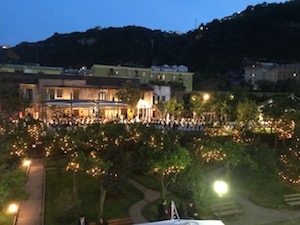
[186,202,199,219]
[157,199,169,221]
[78,214,88,225]
[178,202,186,218]
[98,217,108,225]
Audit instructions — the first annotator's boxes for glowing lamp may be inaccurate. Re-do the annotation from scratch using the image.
[213,180,228,197]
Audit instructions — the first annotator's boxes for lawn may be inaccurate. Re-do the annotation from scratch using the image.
[0,214,14,225]
[44,169,143,225]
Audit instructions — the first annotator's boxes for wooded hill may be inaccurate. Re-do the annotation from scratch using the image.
[1,0,300,89]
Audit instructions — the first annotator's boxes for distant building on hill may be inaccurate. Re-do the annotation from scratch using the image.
[244,61,300,88]
[0,64,63,75]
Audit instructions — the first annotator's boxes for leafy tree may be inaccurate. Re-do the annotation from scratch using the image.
[164,98,184,119]
[236,99,258,130]
[116,82,144,119]
[139,130,191,199]
[0,78,30,117]
[75,123,129,219]
[190,94,204,120]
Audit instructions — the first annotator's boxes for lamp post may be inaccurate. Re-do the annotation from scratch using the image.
[213,180,228,219]
[7,203,19,225]
[22,159,31,176]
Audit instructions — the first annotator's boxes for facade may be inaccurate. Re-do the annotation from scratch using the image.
[91,64,194,92]
[152,85,171,104]
[0,72,154,122]
[244,62,300,86]
[0,64,63,75]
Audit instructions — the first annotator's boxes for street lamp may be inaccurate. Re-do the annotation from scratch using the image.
[7,203,19,225]
[22,159,31,176]
[203,93,210,102]
[22,159,31,168]
[213,180,228,219]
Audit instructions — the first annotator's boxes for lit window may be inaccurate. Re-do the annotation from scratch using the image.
[25,89,33,100]
[98,92,106,100]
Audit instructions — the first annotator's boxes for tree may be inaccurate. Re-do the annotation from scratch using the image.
[0,78,30,117]
[236,99,258,130]
[164,98,184,119]
[75,123,128,219]
[190,94,204,120]
[139,130,191,199]
[116,81,144,119]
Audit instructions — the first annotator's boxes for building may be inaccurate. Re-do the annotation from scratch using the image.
[244,62,300,87]
[0,64,63,75]
[0,72,154,122]
[91,64,194,92]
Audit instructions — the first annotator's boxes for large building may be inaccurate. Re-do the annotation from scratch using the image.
[0,72,153,122]
[244,62,300,87]
[0,64,63,75]
[91,64,194,92]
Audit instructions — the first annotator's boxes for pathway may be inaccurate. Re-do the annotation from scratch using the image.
[16,158,44,225]
[128,178,161,223]
[128,171,300,225]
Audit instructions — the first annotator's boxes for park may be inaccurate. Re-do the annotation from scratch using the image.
[1,90,300,225]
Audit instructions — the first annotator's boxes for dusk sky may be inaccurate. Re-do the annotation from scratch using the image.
[1,0,285,47]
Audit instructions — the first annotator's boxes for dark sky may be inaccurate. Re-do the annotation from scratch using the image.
[1,0,285,47]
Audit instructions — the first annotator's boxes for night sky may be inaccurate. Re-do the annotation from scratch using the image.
[1,0,285,47]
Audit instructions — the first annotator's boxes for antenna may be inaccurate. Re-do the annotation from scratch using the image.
[194,19,198,29]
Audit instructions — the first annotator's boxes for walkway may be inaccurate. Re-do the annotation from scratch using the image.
[16,158,44,225]
[128,179,161,223]
[128,173,300,225]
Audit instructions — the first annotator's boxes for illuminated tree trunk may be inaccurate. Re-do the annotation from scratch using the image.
[99,182,107,218]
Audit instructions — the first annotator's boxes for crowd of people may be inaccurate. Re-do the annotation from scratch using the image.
[47,114,207,131]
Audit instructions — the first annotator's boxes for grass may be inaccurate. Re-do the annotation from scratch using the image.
[0,214,14,225]
[44,169,143,225]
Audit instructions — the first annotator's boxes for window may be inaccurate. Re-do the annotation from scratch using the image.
[73,90,79,100]
[98,92,106,100]
[161,96,166,102]
[109,68,114,76]
[48,89,55,100]
[25,89,33,100]
[56,89,63,98]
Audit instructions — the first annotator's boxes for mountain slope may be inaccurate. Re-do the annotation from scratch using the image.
[2,1,300,76]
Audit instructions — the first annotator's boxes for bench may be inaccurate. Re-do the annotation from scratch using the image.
[211,200,243,218]
[284,193,300,207]
[107,217,133,225]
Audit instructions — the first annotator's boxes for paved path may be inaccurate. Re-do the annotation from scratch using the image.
[17,158,44,225]
[128,170,300,225]
[128,178,161,223]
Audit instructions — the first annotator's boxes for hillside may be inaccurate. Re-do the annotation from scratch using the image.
[1,1,300,88]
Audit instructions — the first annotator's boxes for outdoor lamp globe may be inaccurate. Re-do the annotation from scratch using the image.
[7,203,18,214]
[213,180,228,197]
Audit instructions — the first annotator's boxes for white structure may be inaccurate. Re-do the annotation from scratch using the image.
[152,85,171,104]
[136,201,225,225]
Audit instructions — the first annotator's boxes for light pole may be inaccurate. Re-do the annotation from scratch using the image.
[22,159,31,176]
[213,180,228,219]
[7,203,19,225]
